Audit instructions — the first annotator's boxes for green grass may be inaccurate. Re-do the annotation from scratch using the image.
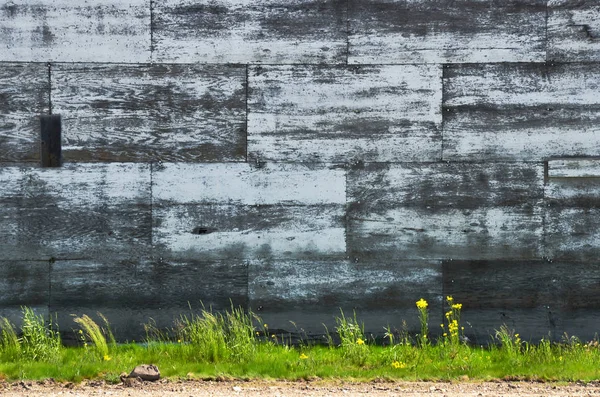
[1,302,600,383]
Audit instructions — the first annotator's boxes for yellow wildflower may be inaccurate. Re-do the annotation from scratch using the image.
[356,338,365,345]
[271,334,276,338]
[299,353,309,360]
[391,361,406,369]
[446,296,453,302]
[451,303,462,310]
[103,355,111,361]
[416,298,428,309]
[264,324,268,328]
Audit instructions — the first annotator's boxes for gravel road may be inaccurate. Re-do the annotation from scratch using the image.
[2,379,600,397]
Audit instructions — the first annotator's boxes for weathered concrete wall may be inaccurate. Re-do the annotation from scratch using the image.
[2,0,600,343]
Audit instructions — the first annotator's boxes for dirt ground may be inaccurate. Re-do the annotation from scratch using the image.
[2,379,600,397]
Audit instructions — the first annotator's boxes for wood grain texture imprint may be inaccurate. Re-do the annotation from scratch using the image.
[444,260,600,343]
[347,162,545,261]
[0,163,151,261]
[50,259,248,341]
[0,0,150,63]
[153,0,347,64]
[443,63,600,161]
[248,65,442,163]
[52,64,246,162]
[0,63,49,162]
[152,163,346,262]
[548,0,600,62]
[349,0,546,64]
[249,259,442,335]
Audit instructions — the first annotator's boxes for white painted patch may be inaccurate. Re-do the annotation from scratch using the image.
[350,34,545,64]
[153,0,346,64]
[548,159,600,178]
[349,0,545,64]
[548,3,600,62]
[248,65,442,162]
[152,163,346,205]
[0,0,150,63]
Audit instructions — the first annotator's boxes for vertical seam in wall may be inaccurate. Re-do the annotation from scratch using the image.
[246,259,250,310]
[542,160,549,261]
[440,261,446,339]
[545,0,549,62]
[48,258,53,323]
[344,166,350,262]
[245,64,249,162]
[47,62,52,115]
[345,0,350,65]
[150,0,155,63]
[150,161,154,261]
[440,64,446,162]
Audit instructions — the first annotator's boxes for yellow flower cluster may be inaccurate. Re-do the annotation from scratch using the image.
[103,355,111,361]
[391,361,407,369]
[356,338,365,345]
[299,353,309,360]
[448,319,459,335]
[416,298,428,310]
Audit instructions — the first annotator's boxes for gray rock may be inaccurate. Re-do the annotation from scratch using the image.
[128,364,160,381]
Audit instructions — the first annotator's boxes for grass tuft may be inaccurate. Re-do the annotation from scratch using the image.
[20,307,61,362]
[0,317,19,361]
[73,314,110,360]
[2,297,600,383]
[335,310,369,366]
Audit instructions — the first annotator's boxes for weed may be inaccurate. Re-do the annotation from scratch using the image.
[2,301,600,382]
[415,298,429,347]
[0,317,20,361]
[73,314,110,360]
[441,296,464,346]
[177,309,228,362]
[20,307,61,362]
[224,305,259,363]
[335,310,369,366]
[495,324,522,362]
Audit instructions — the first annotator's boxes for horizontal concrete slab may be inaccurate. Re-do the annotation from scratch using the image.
[548,0,600,62]
[0,163,151,261]
[444,260,600,343]
[153,0,347,64]
[443,63,600,161]
[248,65,442,163]
[0,0,150,63]
[50,258,248,341]
[52,64,246,162]
[0,63,49,162]
[249,259,442,336]
[349,0,546,64]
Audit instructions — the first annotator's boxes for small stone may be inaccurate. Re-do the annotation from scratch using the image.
[232,386,242,392]
[128,364,160,382]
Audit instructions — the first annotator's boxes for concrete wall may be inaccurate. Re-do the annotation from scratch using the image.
[1,0,600,343]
